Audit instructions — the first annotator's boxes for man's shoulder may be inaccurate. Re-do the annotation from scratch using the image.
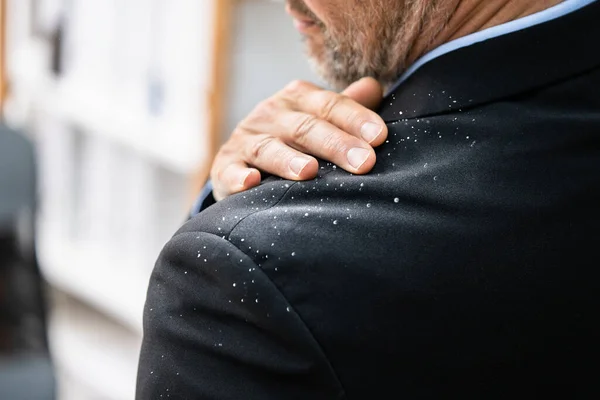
[148,94,600,397]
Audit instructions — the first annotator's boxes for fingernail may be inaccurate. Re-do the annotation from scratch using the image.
[239,170,253,188]
[289,157,310,177]
[361,122,382,143]
[347,148,370,170]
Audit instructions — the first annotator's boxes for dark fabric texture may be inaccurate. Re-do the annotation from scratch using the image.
[138,3,600,399]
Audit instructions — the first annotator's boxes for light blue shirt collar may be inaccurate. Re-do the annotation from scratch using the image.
[386,0,598,95]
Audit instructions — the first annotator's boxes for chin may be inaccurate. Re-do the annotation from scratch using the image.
[306,60,348,91]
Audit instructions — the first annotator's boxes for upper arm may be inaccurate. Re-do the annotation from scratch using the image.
[136,231,343,400]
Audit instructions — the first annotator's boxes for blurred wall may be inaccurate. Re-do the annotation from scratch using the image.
[3,1,322,399]
[225,0,322,139]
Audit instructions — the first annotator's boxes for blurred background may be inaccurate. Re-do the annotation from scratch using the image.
[0,0,318,398]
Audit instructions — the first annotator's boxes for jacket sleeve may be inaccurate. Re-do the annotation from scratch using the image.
[136,231,344,400]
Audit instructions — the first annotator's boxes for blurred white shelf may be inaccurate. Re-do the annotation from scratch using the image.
[38,223,150,334]
[4,2,217,399]
[49,293,141,400]
[41,78,208,174]
[9,63,207,174]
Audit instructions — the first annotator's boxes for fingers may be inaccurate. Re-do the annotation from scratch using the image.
[210,78,388,202]
[268,111,376,174]
[342,77,384,110]
[211,162,261,201]
[211,134,321,201]
[241,135,320,180]
[282,80,388,147]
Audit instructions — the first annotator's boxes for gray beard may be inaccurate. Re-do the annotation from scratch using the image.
[305,29,402,92]
[300,0,449,91]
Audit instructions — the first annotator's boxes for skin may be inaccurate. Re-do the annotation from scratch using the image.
[210,0,563,201]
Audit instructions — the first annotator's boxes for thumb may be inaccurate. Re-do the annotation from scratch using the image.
[342,77,384,110]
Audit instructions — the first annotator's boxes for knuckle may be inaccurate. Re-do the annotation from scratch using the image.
[284,79,309,94]
[317,92,342,121]
[292,115,319,142]
[227,130,251,151]
[249,136,274,161]
[256,97,279,115]
[344,109,364,128]
[229,127,245,141]
[270,147,291,168]
[212,148,236,182]
[242,99,277,126]
[321,131,347,156]
[212,148,228,168]
[213,164,227,183]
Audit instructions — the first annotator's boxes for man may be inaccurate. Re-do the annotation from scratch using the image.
[138,0,600,398]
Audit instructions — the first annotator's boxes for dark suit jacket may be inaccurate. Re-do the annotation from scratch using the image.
[137,4,600,399]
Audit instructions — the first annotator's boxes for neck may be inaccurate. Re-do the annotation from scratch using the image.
[404,0,565,71]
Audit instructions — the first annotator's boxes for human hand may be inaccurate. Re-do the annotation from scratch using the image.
[210,77,387,201]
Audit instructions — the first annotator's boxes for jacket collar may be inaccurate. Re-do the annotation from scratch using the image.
[378,0,600,122]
